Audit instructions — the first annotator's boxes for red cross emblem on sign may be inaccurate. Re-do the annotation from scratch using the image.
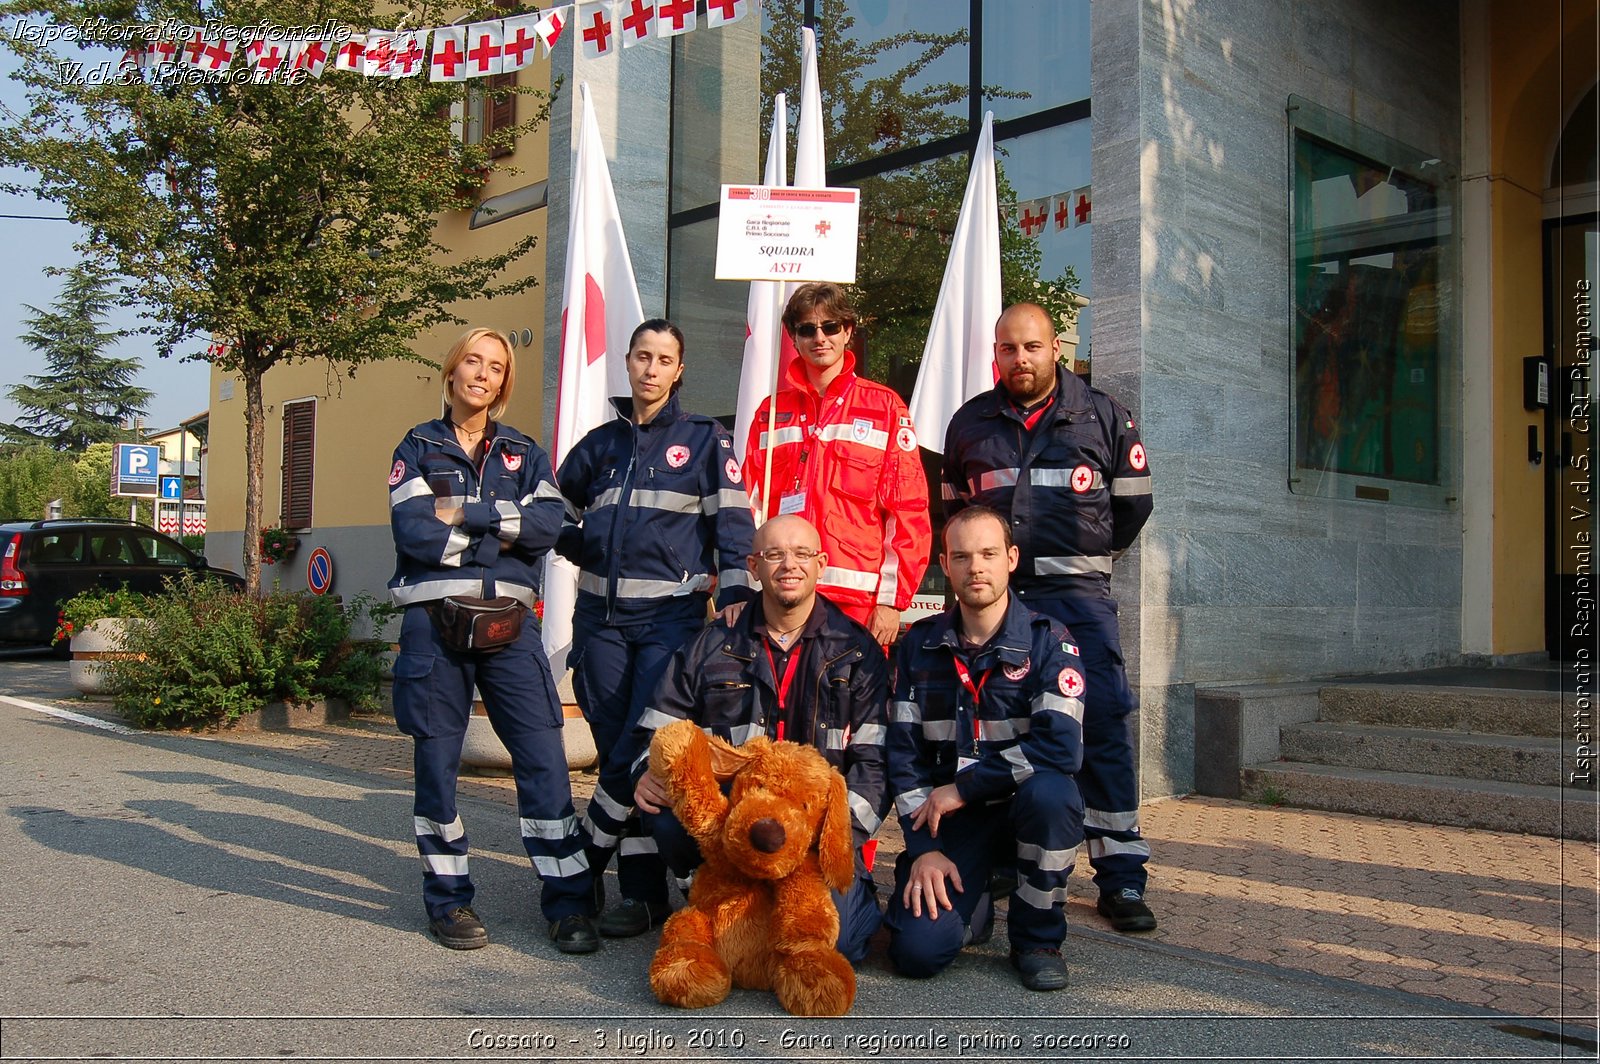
[432,36,464,78]
[815,219,831,237]
[1059,667,1085,698]
[582,8,613,52]
[621,0,654,41]
[295,40,327,70]
[467,31,501,73]
[1070,464,1094,493]
[503,25,538,65]
[666,445,691,469]
[658,0,695,31]
[200,37,233,70]
[1074,193,1091,225]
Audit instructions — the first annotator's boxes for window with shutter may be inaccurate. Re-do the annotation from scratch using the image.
[281,399,316,531]
[484,73,516,159]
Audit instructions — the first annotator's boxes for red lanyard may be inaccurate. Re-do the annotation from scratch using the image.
[950,654,990,745]
[763,639,804,742]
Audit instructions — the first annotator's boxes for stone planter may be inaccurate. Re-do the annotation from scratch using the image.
[69,618,149,695]
[228,699,351,732]
[460,676,597,772]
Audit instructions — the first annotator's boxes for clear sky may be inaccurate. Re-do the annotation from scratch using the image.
[0,47,211,437]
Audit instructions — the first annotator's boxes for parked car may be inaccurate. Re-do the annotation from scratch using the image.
[0,519,245,651]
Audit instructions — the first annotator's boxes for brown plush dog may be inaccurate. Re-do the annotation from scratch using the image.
[646,719,857,1017]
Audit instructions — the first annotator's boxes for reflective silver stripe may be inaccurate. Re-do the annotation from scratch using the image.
[1013,881,1070,908]
[576,571,712,598]
[561,497,581,521]
[979,718,1028,741]
[759,426,804,449]
[848,791,882,835]
[727,722,764,745]
[390,479,434,507]
[440,527,471,568]
[636,708,680,734]
[580,813,618,848]
[824,729,849,751]
[972,467,1020,493]
[921,719,959,741]
[432,494,466,509]
[877,514,899,606]
[1087,837,1151,859]
[414,815,464,841]
[816,423,888,450]
[1083,807,1142,832]
[630,488,701,515]
[940,483,963,501]
[520,815,577,840]
[1033,555,1114,576]
[620,836,659,856]
[494,583,538,608]
[895,786,932,816]
[1035,692,1085,722]
[1016,842,1080,872]
[1031,467,1103,490]
[590,486,623,511]
[532,852,590,878]
[819,565,878,592]
[390,578,485,605]
[590,784,629,821]
[1111,476,1152,496]
[1003,743,1032,782]
[423,854,469,876]
[707,488,752,515]
[495,500,522,540]
[852,723,886,746]
[720,569,755,590]
[892,700,922,724]
[534,480,563,500]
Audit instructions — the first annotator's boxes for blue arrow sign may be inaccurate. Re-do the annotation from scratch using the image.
[160,476,183,500]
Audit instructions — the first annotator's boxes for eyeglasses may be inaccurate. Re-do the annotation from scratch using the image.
[753,547,821,564]
[792,320,846,339]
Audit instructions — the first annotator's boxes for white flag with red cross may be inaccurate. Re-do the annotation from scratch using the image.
[333,31,366,73]
[578,2,617,58]
[148,36,180,67]
[535,7,567,56]
[501,14,543,71]
[175,27,207,68]
[187,33,235,72]
[704,0,750,27]
[543,81,645,678]
[288,38,330,77]
[1051,193,1072,231]
[429,26,468,81]
[243,37,290,81]
[1019,198,1049,238]
[362,29,396,77]
[463,21,504,77]
[390,31,430,77]
[655,0,696,37]
[617,0,655,47]
[733,91,787,465]
[1069,185,1092,227]
[909,112,1002,454]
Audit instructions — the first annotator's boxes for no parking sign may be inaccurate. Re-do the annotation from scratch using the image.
[306,547,334,596]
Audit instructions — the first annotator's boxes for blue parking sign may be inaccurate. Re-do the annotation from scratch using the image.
[114,444,161,497]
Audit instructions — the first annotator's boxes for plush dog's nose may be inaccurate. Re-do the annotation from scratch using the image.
[749,818,786,853]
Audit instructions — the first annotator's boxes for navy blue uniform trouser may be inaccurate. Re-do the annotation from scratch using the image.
[570,609,704,908]
[1025,594,1149,896]
[393,606,594,923]
[641,803,884,965]
[883,769,1084,977]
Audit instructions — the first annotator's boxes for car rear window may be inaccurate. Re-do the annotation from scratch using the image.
[30,532,85,564]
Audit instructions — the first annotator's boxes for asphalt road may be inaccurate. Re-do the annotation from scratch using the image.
[0,681,1568,1063]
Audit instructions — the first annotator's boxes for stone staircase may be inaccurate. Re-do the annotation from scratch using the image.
[1195,670,1595,841]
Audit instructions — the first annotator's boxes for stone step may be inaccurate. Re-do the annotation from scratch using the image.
[1318,685,1570,738]
[1280,721,1594,789]
[1241,761,1596,841]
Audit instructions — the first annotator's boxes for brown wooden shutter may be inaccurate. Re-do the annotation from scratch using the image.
[485,72,516,159]
[280,400,315,530]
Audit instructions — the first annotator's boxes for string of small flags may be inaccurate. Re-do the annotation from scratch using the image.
[1006,187,1093,236]
[118,0,755,82]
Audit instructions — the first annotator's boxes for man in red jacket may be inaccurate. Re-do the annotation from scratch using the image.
[744,283,932,645]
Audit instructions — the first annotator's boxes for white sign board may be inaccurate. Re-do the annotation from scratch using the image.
[714,185,860,283]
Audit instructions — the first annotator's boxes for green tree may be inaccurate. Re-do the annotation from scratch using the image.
[5,262,151,450]
[760,0,1078,387]
[1,0,546,592]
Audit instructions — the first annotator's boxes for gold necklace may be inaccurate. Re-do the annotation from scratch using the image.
[451,420,485,443]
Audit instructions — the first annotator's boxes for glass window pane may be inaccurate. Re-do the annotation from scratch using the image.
[670,6,764,214]
[1289,96,1455,506]
[666,218,750,420]
[981,0,1090,120]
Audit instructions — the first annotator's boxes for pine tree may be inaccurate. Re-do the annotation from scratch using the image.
[5,264,151,451]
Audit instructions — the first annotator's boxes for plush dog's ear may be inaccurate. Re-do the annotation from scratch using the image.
[817,768,855,894]
[709,735,767,782]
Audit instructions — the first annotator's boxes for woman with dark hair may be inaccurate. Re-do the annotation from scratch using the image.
[387,327,600,956]
[555,318,757,937]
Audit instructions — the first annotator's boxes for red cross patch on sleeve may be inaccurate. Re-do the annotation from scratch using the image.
[388,460,406,486]
[1129,443,1147,471]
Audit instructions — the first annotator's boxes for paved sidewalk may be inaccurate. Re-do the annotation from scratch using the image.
[4,661,1596,1035]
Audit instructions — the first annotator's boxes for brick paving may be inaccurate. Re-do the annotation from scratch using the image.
[14,689,1599,1026]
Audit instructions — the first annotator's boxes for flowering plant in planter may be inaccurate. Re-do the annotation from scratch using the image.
[259,526,301,565]
[54,586,152,645]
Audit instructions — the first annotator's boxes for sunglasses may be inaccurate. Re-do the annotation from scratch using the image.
[792,320,846,339]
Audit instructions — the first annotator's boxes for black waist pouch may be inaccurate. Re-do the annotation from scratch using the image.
[427,596,524,654]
